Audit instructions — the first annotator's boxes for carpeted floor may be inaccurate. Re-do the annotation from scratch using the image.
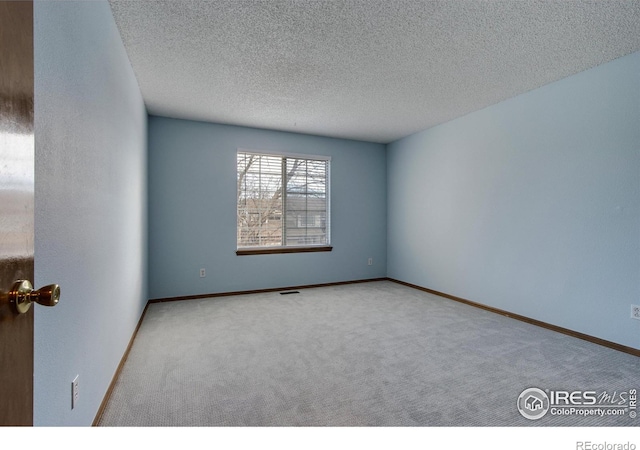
[97,280,639,426]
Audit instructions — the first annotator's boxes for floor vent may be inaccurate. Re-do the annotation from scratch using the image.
[280,291,300,295]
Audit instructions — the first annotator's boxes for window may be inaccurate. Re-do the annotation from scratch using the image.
[236,150,331,255]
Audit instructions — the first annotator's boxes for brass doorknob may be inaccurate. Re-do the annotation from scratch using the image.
[9,280,60,314]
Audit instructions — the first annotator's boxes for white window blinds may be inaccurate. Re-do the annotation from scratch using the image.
[237,151,330,249]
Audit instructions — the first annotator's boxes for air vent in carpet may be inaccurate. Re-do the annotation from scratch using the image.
[280,291,300,295]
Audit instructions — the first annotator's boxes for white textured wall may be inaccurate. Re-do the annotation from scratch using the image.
[34,1,147,425]
[388,51,640,350]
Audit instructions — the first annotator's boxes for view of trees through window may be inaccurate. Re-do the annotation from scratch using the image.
[237,151,329,248]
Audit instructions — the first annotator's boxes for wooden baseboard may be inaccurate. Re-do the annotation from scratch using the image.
[92,303,150,426]
[148,277,388,303]
[387,278,640,358]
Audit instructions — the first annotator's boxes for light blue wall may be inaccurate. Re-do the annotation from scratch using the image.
[148,117,387,299]
[34,1,148,425]
[388,51,640,350]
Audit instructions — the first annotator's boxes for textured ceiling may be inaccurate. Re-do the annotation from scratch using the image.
[108,0,640,144]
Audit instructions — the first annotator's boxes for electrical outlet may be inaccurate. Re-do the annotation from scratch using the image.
[631,305,640,320]
[71,375,79,409]
[199,268,206,278]
[368,258,373,266]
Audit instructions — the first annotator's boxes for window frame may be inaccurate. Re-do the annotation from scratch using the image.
[236,149,332,255]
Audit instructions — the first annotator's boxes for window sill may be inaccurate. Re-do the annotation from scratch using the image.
[236,246,333,256]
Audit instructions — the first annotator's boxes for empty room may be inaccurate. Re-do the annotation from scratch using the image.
[2,0,639,442]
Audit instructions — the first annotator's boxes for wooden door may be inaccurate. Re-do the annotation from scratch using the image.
[0,0,35,426]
